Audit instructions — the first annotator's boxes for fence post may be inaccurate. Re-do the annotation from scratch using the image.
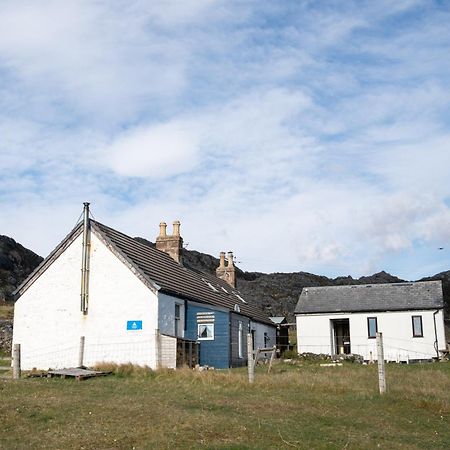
[376,332,386,394]
[268,345,277,373]
[13,343,21,380]
[78,336,85,368]
[247,333,254,384]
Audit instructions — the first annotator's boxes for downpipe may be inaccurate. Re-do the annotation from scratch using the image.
[433,309,439,359]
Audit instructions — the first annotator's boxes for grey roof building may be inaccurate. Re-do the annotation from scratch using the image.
[295,281,444,315]
[15,220,272,325]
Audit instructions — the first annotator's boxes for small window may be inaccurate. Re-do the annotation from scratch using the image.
[175,304,181,337]
[198,323,214,340]
[367,317,377,339]
[412,315,423,337]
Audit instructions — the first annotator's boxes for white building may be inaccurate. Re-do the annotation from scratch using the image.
[13,205,275,370]
[295,281,447,361]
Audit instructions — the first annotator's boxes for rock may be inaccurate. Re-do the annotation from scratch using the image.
[0,320,13,354]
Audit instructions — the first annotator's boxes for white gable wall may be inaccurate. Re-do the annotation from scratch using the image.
[251,321,277,357]
[13,232,159,370]
[296,309,446,361]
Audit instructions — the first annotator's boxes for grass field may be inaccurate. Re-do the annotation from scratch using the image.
[1,362,449,449]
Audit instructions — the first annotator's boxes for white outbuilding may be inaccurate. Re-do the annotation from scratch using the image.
[295,281,447,361]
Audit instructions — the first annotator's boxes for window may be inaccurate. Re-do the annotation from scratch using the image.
[238,321,243,358]
[175,304,181,337]
[412,315,423,337]
[198,323,214,340]
[367,317,378,339]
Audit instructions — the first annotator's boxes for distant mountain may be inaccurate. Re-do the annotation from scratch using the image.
[0,236,43,302]
[1,234,449,321]
[134,237,442,321]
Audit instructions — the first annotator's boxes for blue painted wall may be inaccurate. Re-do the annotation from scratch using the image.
[185,303,230,368]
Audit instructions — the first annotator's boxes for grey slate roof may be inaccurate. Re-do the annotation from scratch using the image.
[15,219,273,326]
[295,281,444,314]
[92,221,273,325]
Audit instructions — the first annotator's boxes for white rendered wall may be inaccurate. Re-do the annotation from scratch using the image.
[159,334,177,369]
[158,292,185,338]
[296,310,446,361]
[251,321,277,357]
[13,232,159,370]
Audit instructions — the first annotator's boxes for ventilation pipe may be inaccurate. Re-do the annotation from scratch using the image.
[80,202,91,314]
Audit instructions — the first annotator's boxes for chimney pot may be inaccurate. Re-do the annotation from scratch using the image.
[159,222,167,237]
[227,251,234,267]
[173,220,181,236]
[219,252,226,268]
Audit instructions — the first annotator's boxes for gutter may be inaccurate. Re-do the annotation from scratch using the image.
[433,309,440,358]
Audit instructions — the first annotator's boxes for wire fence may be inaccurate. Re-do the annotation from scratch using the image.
[296,334,441,360]
[19,333,158,370]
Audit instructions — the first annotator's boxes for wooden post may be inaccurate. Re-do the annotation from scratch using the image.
[78,336,85,368]
[376,332,386,394]
[13,343,21,380]
[247,333,254,384]
[268,345,277,373]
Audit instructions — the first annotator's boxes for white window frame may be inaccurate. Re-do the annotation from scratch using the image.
[198,323,214,340]
[175,303,181,337]
[238,321,243,358]
[412,315,423,338]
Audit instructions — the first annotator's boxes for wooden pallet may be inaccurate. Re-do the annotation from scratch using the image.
[44,368,111,381]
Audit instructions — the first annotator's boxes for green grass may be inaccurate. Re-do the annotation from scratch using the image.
[0,362,449,449]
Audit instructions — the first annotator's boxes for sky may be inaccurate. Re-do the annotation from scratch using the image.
[1,0,450,280]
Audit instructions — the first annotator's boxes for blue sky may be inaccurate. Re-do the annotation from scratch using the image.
[1,0,450,280]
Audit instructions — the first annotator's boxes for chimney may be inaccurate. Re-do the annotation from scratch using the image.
[156,220,183,264]
[216,251,236,288]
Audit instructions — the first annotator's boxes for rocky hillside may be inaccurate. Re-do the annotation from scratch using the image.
[135,237,449,320]
[1,234,449,321]
[0,236,43,303]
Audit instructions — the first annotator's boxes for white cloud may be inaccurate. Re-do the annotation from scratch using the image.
[105,121,202,178]
[1,0,450,281]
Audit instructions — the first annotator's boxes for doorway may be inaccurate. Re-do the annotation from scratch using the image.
[331,319,351,355]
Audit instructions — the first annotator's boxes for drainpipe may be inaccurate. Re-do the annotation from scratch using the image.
[433,309,440,358]
[80,202,91,314]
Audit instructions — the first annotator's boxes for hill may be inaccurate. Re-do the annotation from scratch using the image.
[0,236,43,303]
[1,234,449,321]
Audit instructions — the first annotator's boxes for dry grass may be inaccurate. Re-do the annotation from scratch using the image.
[0,304,14,320]
[0,361,449,449]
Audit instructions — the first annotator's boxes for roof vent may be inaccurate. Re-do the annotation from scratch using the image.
[234,304,240,312]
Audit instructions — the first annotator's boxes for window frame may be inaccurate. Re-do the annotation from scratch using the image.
[367,317,378,339]
[198,323,214,340]
[174,304,181,337]
[412,315,423,338]
[238,321,243,358]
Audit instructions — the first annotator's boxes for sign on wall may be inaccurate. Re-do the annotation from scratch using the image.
[126,320,143,330]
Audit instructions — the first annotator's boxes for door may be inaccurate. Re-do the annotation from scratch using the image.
[331,319,351,355]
